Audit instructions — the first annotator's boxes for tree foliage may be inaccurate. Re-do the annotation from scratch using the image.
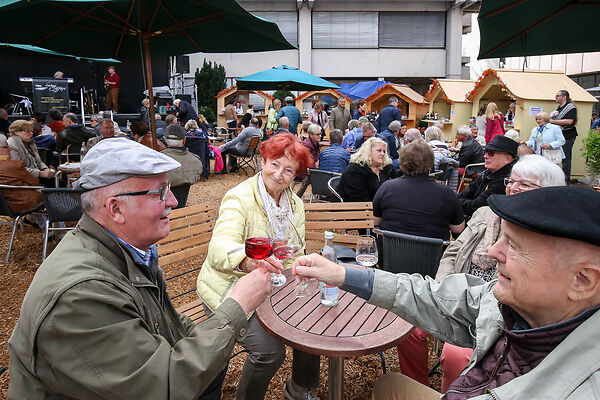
[195,59,226,123]
[583,127,600,174]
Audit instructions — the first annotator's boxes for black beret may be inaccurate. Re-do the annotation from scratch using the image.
[488,186,600,247]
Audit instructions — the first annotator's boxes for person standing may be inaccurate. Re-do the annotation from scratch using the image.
[484,102,504,144]
[374,97,402,133]
[266,99,281,135]
[104,65,120,112]
[352,99,367,120]
[329,96,351,133]
[526,112,565,165]
[551,89,578,182]
[308,101,329,135]
[174,98,199,126]
[276,96,303,135]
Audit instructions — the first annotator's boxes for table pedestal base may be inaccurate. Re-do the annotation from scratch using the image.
[328,356,344,400]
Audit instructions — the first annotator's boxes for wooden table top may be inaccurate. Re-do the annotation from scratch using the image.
[257,269,413,357]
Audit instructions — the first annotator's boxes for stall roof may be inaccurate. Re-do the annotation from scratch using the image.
[294,89,351,103]
[365,83,426,104]
[215,85,274,99]
[466,69,597,103]
[424,79,474,103]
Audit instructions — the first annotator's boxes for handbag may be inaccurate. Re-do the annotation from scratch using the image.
[542,148,562,164]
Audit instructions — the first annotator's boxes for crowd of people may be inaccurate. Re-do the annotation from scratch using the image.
[3,85,599,400]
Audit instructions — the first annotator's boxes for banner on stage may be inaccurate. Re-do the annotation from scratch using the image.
[32,78,69,113]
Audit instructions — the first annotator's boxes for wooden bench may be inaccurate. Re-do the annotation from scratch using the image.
[304,202,374,253]
[157,202,216,324]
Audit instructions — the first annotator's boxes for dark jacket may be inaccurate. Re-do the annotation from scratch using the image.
[458,136,485,168]
[458,162,512,216]
[57,125,96,153]
[140,106,150,127]
[297,137,319,180]
[176,100,199,124]
[376,129,399,160]
[352,108,365,120]
[374,104,402,133]
[338,162,396,202]
[319,143,351,174]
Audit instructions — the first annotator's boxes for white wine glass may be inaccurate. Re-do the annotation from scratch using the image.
[355,235,378,267]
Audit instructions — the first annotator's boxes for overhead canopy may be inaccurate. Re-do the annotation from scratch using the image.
[466,69,598,102]
[337,81,390,100]
[0,42,120,63]
[424,79,474,103]
[478,0,600,59]
[236,65,339,91]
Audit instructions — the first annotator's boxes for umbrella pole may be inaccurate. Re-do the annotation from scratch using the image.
[142,36,158,150]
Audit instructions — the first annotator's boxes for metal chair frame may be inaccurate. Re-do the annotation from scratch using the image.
[230,136,260,175]
[327,176,343,202]
[41,188,84,261]
[457,162,485,194]
[307,169,342,203]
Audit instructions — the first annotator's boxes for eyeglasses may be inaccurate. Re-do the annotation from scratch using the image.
[114,183,171,201]
[484,150,497,156]
[504,177,541,190]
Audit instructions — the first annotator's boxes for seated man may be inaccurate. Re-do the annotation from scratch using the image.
[273,116,291,135]
[352,121,376,150]
[219,117,261,174]
[458,135,517,217]
[131,120,166,151]
[319,128,350,174]
[377,120,401,168]
[46,107,66,136]
[455,124,485,175]
[157,114,177,141]
[8,138,275,399]
[294,186,600,400]
[161,124,203,186]
[57,113,96,156]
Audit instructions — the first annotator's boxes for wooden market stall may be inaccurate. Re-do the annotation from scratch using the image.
[466,69,597,180]
[294,89,351,136]
[215,85,273,128]
[365,83,429,129]
[423,79,475,139]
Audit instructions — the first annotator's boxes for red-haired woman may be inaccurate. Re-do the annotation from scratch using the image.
[197,133,320,400]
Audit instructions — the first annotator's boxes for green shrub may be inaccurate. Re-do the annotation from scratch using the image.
[582,128,600,174]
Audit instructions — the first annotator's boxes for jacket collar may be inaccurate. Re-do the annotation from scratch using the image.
[250,173,297,218]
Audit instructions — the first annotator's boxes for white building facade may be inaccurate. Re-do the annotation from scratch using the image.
[185,0,478,92]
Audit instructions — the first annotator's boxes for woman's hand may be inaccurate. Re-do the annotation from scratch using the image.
[541,144,552,150]
[292,253,345,287]
[240,256,283,274]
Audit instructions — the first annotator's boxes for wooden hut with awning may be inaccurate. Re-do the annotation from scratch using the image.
[215,85,273,128]
[466,69,597,180]
[294,89,351,136]
[423,79,474,139]
[365,83,429,129]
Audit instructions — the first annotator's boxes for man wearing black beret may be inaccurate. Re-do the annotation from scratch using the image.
[457,135,518,217]
[293,186,600,399]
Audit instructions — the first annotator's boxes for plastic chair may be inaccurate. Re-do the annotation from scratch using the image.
[171,183,191,209]
[307,169,342,203]
[0,184,45,263]
[41,188,84,261]
[327,176,343,202]
[373,228,449,278]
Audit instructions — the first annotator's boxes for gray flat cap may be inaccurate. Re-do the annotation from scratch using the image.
[72,138,180,190]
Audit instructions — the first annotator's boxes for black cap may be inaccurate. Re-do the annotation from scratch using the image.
[488,187,600,247]
[485,135,518,158]
[164,124,186,140]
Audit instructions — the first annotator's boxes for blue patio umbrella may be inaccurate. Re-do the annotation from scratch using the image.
[236,65,339,96]
[0,42,120,63]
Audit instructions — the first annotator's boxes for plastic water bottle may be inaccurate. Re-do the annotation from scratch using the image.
[80,143,86,161]
[320,231,339,307]
[126,119,131,130]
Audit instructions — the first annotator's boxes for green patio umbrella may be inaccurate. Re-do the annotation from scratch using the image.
[0,0,294,148]
[478,0,600,60]
[0,43,120,63]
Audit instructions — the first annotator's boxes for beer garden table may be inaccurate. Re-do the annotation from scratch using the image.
[256,268,414,400]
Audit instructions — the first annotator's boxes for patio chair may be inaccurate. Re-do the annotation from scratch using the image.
[372,228,449,278]
[171,183,191,209]
[41,188,84,261]
[307,169,341,203]
[185,135,210,178]
[230,136,260,175]
[327,176,343,202]
[457,162,485,193]
[429,170,445,182]
[0,184,45,263]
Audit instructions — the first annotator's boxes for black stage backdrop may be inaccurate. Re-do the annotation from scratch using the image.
[0,53,169,115]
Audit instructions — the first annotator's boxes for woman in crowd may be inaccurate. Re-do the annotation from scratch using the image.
[373,140,464,241]
[299,120,311,142]
[484,102,504,144]
[504,128,521,143]
[266,99,281,135]
[337,137,396,202]
[397,155,565,393]
[196,133,320,400]
[7,120,55,185]
[504,101,516,128]
[235,101,243,115]
[295,124,321,198]
[198,114,211,133]
[424,126,457,170]
[526,112,566,165]
[308,101,329,137]
[475,103,487,135]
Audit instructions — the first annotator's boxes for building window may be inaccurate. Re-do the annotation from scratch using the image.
[252,11,298,47]
[379,12,445,48]
[312,12,378,49]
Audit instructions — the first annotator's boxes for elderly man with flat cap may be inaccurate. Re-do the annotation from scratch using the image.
[293,186,600,399]
[458,135,518,217]
[8,138,274,399]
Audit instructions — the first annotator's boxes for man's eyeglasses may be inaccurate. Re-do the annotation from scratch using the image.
[484,150,497,156]
[504,177,541,190]
[114,183,171,201]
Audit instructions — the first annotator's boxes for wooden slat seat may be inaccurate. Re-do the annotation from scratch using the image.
[158,202,216,324]
[304,202,374,253]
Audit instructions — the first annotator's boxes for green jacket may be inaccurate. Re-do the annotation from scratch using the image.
[370,270,600,399]
[197,174,305,311]
[8,213,248,400]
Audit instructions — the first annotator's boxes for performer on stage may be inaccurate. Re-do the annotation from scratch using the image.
[104,65,120,112]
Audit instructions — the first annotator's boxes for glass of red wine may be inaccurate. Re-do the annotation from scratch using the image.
[244,221,285,287]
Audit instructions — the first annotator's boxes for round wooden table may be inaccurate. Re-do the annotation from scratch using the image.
[257,269,413,399]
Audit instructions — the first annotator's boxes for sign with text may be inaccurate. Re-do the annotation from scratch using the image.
[32,78,69,113]
[528,106,543,117]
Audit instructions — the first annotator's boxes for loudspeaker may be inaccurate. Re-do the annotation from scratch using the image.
[176,55,190,74]
[175,94,192,104]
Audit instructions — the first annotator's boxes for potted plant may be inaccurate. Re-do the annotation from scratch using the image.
[582,127,600,187]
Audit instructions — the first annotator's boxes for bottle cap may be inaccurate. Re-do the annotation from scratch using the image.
[324,231,333,239]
